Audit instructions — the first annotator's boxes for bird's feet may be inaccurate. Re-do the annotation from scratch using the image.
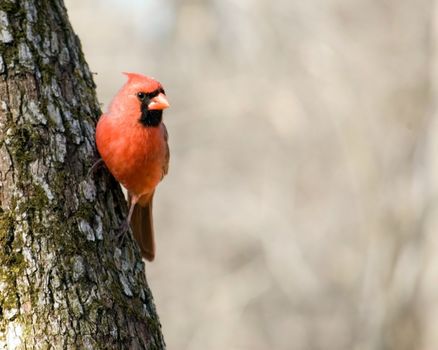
[87,158,104,178]
[113,220,130,246]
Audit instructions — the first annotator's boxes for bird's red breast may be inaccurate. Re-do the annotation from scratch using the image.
[96,73,170,203]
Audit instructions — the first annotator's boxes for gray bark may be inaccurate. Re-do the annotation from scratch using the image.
[0,1,165,349]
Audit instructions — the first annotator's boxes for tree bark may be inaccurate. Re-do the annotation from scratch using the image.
[0,1,165,349]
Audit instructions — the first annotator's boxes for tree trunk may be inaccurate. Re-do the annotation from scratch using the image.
[0,1,165,349]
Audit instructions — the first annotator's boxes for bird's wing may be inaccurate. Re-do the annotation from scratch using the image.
[162,124,170,178]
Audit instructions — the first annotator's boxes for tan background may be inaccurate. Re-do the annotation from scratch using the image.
[64,0,438,349]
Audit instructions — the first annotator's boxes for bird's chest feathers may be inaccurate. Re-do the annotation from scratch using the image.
[122,125,165,169]
[104,119,167,193]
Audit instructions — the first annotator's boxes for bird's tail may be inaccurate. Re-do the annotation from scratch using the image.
[129,192,156,261]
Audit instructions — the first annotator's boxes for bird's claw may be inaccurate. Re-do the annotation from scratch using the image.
[87,158,104,178]
[114,220,130,246]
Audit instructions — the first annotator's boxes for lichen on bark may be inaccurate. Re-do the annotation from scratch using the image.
[0,1,165,349]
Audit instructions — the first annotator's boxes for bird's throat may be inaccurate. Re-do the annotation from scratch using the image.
[139,103,162,127]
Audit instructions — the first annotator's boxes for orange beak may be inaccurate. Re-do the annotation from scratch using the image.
[148,93,170,110]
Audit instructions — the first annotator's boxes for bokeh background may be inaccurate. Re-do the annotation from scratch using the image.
[64,1,438,349]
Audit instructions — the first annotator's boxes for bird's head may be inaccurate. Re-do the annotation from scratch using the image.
[109,72,170,127]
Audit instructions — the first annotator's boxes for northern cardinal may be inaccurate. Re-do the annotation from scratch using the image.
[96,72,170,261]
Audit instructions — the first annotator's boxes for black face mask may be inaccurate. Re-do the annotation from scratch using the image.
[139,106,163,127]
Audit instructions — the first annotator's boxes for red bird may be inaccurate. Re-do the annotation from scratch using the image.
[96,72,170,261]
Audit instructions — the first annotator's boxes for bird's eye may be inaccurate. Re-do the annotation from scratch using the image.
[137,92,146,100]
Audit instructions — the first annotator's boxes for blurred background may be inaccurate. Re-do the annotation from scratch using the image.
[64,0,438,349]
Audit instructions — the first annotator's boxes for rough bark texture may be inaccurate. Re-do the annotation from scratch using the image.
[0,1,165,349]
